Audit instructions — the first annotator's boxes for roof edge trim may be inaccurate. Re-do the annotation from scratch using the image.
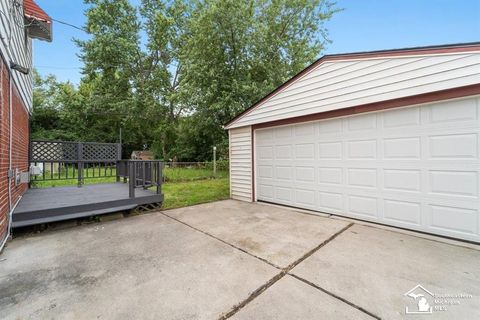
[224,42,480,129]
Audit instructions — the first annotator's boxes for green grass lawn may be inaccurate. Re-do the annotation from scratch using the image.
[163,167,228,182]
[161,178,229,209]
[33,167,228,188]
[31,176,117,188]
[32,167,230,210]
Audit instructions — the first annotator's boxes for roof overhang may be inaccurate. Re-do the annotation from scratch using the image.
[224,42,480,130]
[24,0,52,42]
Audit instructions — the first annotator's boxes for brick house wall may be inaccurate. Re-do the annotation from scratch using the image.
[0,0,51,249]
[0,57,29,243]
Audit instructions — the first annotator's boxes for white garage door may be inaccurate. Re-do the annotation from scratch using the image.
[255,97,480,242]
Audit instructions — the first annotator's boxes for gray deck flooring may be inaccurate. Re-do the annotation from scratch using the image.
[15,183,155,214]
[12,183,162,227]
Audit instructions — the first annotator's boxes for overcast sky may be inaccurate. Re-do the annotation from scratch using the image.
[34,0,480,85]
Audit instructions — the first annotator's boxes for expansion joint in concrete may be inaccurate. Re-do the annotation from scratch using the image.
[218,223,354,319]
[288,273,381,320]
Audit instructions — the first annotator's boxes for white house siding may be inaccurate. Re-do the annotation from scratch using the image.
[227,51,480,129]
[0,0,34,112]
[229,126,252,202]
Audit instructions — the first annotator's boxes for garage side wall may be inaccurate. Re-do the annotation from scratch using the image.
[229,126,253,202]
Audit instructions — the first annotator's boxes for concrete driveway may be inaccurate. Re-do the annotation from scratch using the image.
[1,200,479,319]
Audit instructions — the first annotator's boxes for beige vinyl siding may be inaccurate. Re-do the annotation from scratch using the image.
[0,1,34,111]
[227,51,480,128]
[229,126,252,202]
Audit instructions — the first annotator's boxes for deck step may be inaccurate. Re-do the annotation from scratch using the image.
[12,204,140,227]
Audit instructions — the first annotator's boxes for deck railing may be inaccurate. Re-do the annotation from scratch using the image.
[30,140,122,186]
[116,160,162,198]
[29,140,162,198]
[30,161,118,184]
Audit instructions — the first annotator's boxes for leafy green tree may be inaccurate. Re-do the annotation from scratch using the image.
[138,0,193,159]
[181,0,338,152]
[31,70,83,141]
[75,0,143,153]
[33,0,338,161]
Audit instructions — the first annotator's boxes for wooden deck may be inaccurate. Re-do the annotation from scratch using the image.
[13,183,163,227]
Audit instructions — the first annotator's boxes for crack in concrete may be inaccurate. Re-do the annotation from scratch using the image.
[288,274,381,320]
[218,223,354,319]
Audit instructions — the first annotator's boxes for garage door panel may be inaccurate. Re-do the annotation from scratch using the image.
[275,145,293,159]
[347,139,377,159]
[347,113,377,131]
[273,165,292,180]
[258,184,274,199]
[316,184,346,196]
[428,98,477,123]
[257,146,274,159]
[295,189,316,208]
[318,118,343,134]
[384,106,421,128]
[383,137,421,159]
[294,123,316,136]
[275,126,293,138]
[295,143,315,159]
[256,129,274,142]
[258,178,295,189]
[383,199,422,225]
[429,205,478,236]
[255,98,480,242]
[257,165,274,178]
[319,191,345,211]
[347,195,379,218]
[319,141,343,159]
[318,167,343,185]
[428,170,478,197]
[428,133,478,159]
[383,169,421,192]
[275,186,294,202]
[347,168,378,188]
[295,166,316,183]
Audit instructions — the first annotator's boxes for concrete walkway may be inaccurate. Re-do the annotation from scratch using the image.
[1,200,479,319]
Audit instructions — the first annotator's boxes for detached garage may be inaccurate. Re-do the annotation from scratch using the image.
[226,43,480,243]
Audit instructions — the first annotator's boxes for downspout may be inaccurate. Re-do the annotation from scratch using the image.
[0,196,20,252]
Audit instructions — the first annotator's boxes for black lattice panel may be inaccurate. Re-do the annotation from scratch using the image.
[30,140,120,162]
[31,141,78,162]
[82,143,119,161]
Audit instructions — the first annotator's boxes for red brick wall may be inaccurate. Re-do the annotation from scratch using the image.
[0,57,29,243]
